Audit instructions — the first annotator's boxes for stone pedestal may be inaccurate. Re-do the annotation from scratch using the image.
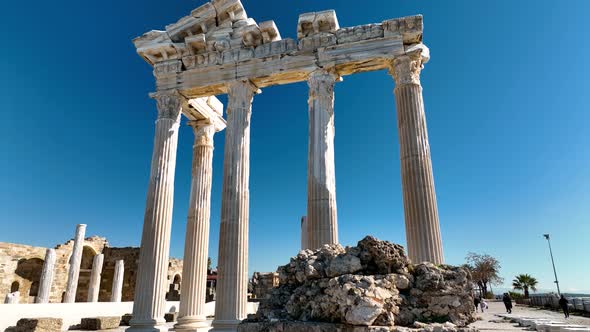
[36,248,56,303]
[212,80,258,332]
[87,254,104,302]
[390,52,444,264]
[64,224,86,303]
[175,122,216,332]
[111,260,124,302]
[306,69,339,250]
[128,92,183,332]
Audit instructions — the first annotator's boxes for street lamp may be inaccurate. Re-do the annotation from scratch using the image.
[543,234,561,296]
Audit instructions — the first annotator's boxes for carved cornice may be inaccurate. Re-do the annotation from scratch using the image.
[151,91,184,121]
[189,121,215,147]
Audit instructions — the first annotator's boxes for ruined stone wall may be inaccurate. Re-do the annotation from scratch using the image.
[0,237,108,304]
[1,237,182,303]
[166,258,184,301]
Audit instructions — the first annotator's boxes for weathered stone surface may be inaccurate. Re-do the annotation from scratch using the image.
[80,317,121,330]
[238,321,478,332]
[250,237,475,329]
[15,318,63,332]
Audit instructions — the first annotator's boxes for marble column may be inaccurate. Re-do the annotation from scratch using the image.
[36,249,56,303]
[306,69,339,250]
[175,121,216,331]
[111,260,124,302]
[129,91,183,332]
[212,80,257,332]
[87,253,104,302]
[300,216,308,250]
[390,51,444,264]
[64,224,86,303]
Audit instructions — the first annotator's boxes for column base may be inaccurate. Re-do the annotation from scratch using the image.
[127,318,169,332]
[174,315,210,331]
[210,319,242,332]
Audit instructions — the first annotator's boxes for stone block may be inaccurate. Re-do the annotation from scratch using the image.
[80,317,121,330]
[164,312,178,322]
[15,318,63,332]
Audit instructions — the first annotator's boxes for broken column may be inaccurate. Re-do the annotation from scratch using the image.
[111,260,124,302]
[307,69,339,250]
[129,91,183,332]
[87,253,104,302]
[36,248,56,303]
[64,223,87,303]
[212,80,258,332]
[389,48,444,264]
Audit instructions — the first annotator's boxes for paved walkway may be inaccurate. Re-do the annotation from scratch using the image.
[471,301,590,331]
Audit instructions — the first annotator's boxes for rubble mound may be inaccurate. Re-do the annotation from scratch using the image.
[241,236,476,331]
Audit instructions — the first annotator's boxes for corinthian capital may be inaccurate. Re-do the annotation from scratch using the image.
[189,121,215,147]
[390,55,423,86]
[307,69,338,100]
[226,80,259,115]
[151,91,184,121]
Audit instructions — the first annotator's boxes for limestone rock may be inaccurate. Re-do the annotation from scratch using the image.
[249,236,476,330]
[80,317,121,330]
[14,318,63,332]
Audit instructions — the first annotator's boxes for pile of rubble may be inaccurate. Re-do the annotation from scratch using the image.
[239,236,477,332]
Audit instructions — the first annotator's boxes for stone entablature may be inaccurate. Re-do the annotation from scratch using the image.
[133,1,425,98]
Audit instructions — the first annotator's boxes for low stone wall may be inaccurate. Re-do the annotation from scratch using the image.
[0,301,259,331]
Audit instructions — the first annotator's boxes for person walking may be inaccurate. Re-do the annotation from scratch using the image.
[503,293,513,313]
[474,297,481,312]
[480,298,488,313]
[559,295,570,318]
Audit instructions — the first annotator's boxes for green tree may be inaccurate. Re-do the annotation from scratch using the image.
[465,252,503,297]
[512,274,538,298]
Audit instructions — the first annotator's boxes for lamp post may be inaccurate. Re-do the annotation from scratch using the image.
[543,234,561,296]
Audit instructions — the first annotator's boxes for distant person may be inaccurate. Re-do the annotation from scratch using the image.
[502,293,513,313]
[480,298,488,312]
[474,297,481,311]
[559,295,570,318]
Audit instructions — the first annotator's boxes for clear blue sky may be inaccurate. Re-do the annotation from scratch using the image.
[1,0,589,293]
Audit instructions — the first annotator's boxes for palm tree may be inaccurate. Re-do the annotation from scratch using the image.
[512,274,538,298]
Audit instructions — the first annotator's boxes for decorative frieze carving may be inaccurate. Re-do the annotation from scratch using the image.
[297,10,340,39]
[382,15,423,44]
[154,60,183,78]
[336,24,383,44]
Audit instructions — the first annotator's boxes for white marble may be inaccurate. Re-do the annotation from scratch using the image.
[212,80,258,332]
[36,249,56,304]
[110,260,124,302]
[87,254,104,302]
[128,92,182,332]
[64,224,86,303]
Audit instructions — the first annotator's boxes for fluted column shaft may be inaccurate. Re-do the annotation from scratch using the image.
[212,80,257,332]
[111,260,124,302]
[129,92,182,332]
[87,253,104,302]
[176,122,216,331]
[391,53,444,264]
[64,224,86,303]
[306,69,338,250]
[36,249,56,303]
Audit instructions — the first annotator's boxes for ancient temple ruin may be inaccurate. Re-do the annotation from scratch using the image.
[131,1,444,331]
